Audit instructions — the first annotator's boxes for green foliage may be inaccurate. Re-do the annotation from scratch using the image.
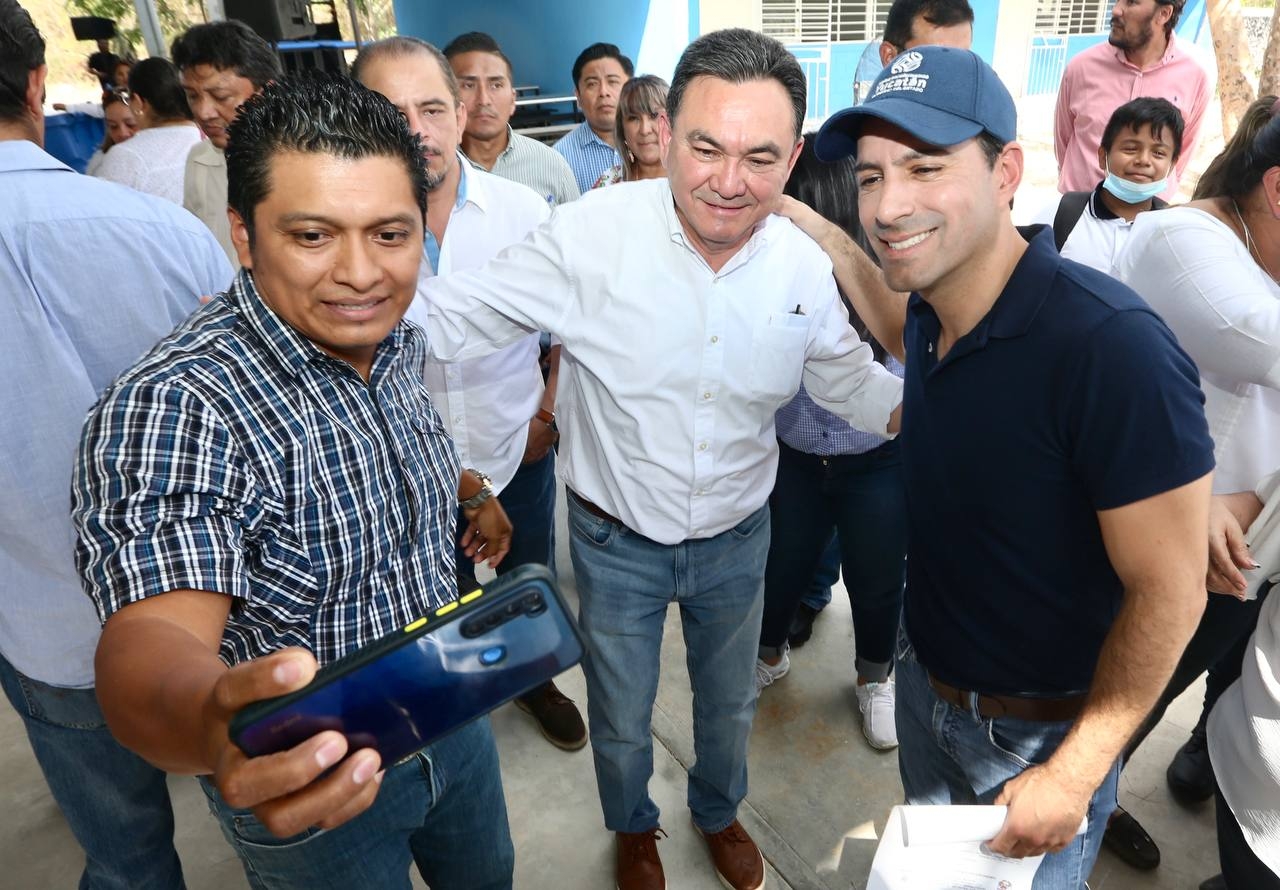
[67,0,203,55]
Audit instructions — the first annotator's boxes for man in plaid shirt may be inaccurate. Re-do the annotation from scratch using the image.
[73,73,516,889]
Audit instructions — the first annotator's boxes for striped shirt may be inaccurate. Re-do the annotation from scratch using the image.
[553,121,621,195]
[776,356,906,456]
[73,270,462,667]
[468,126,581,207]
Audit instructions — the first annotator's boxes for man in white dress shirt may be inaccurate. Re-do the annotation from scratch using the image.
[352,37,587,752]
[420,29,903,890]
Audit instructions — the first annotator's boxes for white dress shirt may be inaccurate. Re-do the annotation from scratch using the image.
[1118,207,1280,493]
[422,178,903,545]
[403,159,550,492]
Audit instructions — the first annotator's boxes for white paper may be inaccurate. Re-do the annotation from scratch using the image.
[867,805,1088,890]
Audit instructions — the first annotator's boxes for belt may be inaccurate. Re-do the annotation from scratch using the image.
[567,489,650,541]
[927,673,1086,722]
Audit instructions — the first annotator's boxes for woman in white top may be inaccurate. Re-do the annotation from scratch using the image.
[1117,96,1280,889]
[95,58,202,205]
[85,93,138,177]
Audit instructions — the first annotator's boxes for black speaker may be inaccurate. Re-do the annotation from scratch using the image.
[70,16,116,41]
[224,0,316,42]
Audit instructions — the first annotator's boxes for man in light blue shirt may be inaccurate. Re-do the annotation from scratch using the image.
[0,3,232,886]
[553,42,631,192]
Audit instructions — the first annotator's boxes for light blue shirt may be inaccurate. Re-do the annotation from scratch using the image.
[552,121,622,194]
[0,140,233,687]
[424,155,470,275]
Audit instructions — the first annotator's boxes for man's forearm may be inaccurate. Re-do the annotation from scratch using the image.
[817,226,907,362]
[95,609,229,775]
[1046,578,1204,793]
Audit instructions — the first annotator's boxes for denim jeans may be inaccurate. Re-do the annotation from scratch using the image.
[759,440,907,681]
[0,650,185,890]
[568,495,769,834]
[799,533,839,612]
[456,450,556,586]
[895,634,1118,890]
[199,717,513,889]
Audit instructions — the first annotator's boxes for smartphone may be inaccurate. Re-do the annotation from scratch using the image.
[229,564,584,765]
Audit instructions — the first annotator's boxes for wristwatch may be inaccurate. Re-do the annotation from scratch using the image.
[459,469,494,511]
[535,407,557,432]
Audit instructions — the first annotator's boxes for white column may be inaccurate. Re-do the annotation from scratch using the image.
[133,0,167,58]
[203,0,226,22]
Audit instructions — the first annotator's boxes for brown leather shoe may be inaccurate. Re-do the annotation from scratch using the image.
[616,828,666,890]
[697,819,764,890]
[514,680,587,750]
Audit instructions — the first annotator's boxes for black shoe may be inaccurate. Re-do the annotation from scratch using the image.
[1167,721,1215,804]
[1199,875,1227,890]
[1102,808,1160,870]
[514,680,587,751]
[786,603,822,648]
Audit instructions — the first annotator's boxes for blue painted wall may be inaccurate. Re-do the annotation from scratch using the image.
[970,0,999,65]
[391,0,652,95]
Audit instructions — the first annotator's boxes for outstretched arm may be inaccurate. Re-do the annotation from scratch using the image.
[776,195,907,362]
[988,471,1212,857]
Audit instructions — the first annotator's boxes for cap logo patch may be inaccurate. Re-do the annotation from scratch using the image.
[890,51,924,74]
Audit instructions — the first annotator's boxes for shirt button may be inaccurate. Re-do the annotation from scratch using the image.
[454,416,463,425]
[698,442,708,451]
[703,392,712,400]
[710,335,719,344]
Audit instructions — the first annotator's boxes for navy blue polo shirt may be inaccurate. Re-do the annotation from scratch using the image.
[901,226,1214,697]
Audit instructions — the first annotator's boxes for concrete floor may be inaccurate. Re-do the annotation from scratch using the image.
[0,484,1219,889]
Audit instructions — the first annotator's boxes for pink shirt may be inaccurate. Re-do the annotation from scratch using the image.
[1054,36,1210,200]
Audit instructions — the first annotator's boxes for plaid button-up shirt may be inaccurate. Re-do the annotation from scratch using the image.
[73,269,461,667]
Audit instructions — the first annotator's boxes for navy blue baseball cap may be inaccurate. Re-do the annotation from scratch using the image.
[814,46,1016,161]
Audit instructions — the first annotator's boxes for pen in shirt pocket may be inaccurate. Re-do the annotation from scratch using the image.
[791,304,805,316]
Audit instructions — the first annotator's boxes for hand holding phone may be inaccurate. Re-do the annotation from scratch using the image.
[207,648,385,839]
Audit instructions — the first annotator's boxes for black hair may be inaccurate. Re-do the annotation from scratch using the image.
[351,36,459,105]
[1194,96,1280,200]
[0,0,44,124]
[785,139,885,360]
[883,0,974,51]
[977,131,1005,168]
[171,21,281,89]
[1156,0,1185,40]
[1100,97,1185,161]
[571,42,634,87]
[225,72,428,243]
[128,58,193,122]
[668,28,807,140]
[442,31,514,80]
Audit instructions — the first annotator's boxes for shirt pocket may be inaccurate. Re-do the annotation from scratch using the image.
[748,313,809,399]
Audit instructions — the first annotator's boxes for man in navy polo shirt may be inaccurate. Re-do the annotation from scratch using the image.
[813,48,1215,887]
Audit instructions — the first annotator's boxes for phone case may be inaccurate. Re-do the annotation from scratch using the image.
[228,564,584,765]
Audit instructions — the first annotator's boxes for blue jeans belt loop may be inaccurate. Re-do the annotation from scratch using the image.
[927,672,1086,722]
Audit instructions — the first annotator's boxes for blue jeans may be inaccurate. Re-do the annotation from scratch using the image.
[895,634,1118,890]
[0,651,184,890]
[568,495,769,834]
[456,450,556,586]
[200,717,513,889]
[759,440,907,681]
[799,533,839,611]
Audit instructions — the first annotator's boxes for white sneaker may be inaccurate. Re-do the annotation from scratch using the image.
[754,647,790,694]
[855,676,899,749]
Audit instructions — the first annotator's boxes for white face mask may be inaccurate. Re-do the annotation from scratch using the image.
[1102,161,1168,204]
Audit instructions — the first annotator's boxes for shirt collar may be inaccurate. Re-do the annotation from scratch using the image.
[576,121,612,150]
[1089,182,1119,220]
[659,179,775,272]
[225,267,410,380]
[0,139,72,175]
[908,226,1058,359]
[1112,33,1182,70]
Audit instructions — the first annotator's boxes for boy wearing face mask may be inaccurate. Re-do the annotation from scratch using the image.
[1039,97,1185,277]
